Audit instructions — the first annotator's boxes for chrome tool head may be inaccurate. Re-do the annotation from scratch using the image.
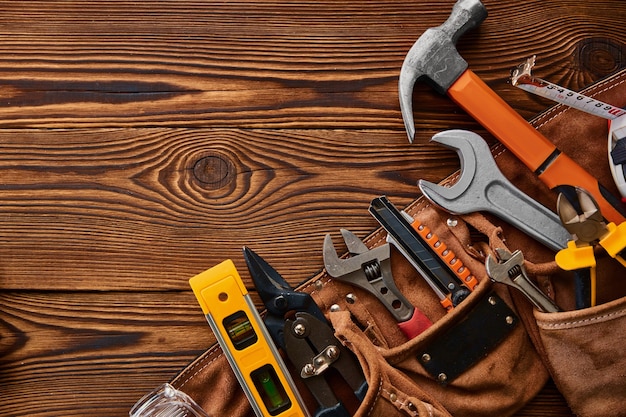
[399,0,487,142]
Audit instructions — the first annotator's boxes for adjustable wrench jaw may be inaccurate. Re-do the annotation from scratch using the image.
[323,230,414,323]
[486,249,560,313]
[399,0,487,142]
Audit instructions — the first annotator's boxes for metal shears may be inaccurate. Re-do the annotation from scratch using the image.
[243,247,368,417]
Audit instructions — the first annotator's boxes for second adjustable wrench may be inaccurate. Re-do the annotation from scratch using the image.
[486,249,560,313]
[418,130,571,252]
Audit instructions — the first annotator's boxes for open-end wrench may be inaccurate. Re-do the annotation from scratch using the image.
[418,130,571,252]
[399,0,626,224]
[486,248,560,313]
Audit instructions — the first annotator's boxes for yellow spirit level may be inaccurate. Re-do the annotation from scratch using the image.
[190,260,309,417]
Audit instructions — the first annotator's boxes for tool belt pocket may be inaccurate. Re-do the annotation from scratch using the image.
[326,309,451,417]
[533,295,626,417]
[314,203,549,417]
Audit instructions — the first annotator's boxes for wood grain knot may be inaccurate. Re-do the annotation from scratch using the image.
[192,153,235,190]
[575,37,625,78]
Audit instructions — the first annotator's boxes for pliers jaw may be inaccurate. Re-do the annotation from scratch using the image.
[322,229,414,323]
[555,186,604,309]
[557,186,607,245]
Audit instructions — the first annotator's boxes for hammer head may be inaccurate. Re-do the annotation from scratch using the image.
[399,0,487,142]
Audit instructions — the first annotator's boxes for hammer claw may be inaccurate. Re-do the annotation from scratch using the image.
[398,0,487,142]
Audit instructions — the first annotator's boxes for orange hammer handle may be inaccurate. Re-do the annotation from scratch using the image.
[448,70,626,224]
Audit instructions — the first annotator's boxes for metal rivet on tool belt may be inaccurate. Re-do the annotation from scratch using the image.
[438,373,448,383]
[389,392,397,402]
[407,402,417,412]
[506,316,515,325]
[421,353,431,363]
[447,218,458,227]
[488,296,497,305]
[314,280,323,291]
[346,293,357,304]
[330,304,341,312]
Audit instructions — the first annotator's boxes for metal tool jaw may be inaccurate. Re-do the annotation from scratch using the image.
[556,186,626,263]
[557,186,608,245]
[555,186,626,308]
[486,248,560,313]
[323,229,414,323]
[244,246,326,349]
[243,247,368,417]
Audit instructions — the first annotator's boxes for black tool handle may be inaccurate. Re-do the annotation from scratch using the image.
[573,268,593,310]
[369,196,470,307]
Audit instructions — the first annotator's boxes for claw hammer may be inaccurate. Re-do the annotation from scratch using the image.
[399,0,626,224]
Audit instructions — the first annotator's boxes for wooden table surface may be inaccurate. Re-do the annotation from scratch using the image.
[1,1,624,415]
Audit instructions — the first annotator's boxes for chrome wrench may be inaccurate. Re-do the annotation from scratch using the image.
[485,248,560,313]
[418,130,571,252]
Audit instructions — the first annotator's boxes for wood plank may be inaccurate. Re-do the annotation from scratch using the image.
[0,127,473,291]
[0,291,212,416]
[0,1,620,128]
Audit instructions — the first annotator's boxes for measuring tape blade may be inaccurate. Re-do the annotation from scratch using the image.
[511,56,626,120]
[190,260,310,417]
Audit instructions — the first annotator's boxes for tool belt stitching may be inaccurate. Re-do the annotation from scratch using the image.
[537,307,626,330]
[365,378,385,417]
[177,347,224,390]
[491,143,508,160]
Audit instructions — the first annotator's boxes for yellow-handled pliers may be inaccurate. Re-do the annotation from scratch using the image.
[555,186,626,309]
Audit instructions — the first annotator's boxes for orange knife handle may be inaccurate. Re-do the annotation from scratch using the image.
[411,218,479,291]
[448,70,626,225]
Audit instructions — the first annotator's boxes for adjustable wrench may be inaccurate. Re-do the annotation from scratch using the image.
[486,248,560,313]
[323,229,432,339]
[418,130,571,252]
[399,0,626,224]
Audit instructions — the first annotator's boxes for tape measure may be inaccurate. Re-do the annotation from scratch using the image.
[510,56,626,120]
[190,260,309,417]
[609,115,626,200]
